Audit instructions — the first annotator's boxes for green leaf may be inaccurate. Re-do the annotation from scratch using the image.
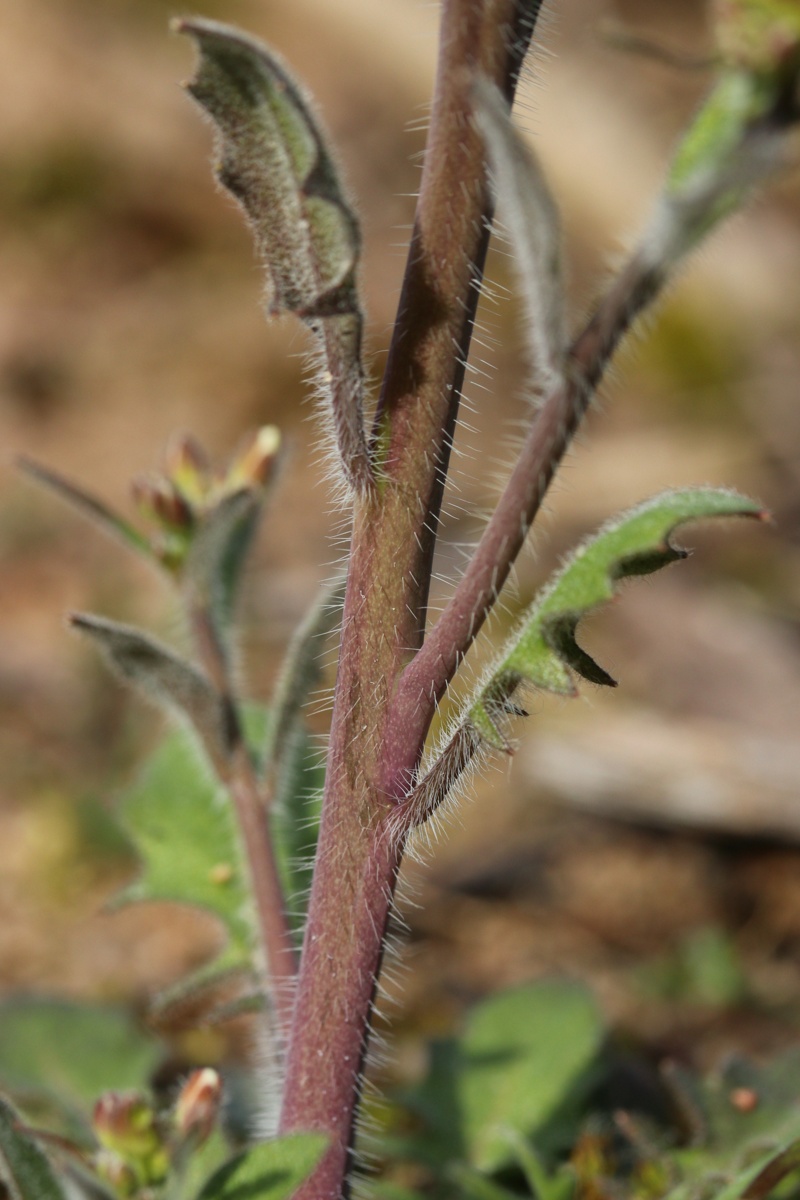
[716,1,800,69]
[268,723,324,947]
[645,9,800,268]
[195,1133,328,1200]
[474,80,564,390]
[447,1163,521,1200]
[17,457,153,563]
[459,982,603,1173]
[500,1130,575,1200]
[468,488,762,749]
[114,729,256,989]
[175,18,373,493]
[0,999,160,1133]
[183,490,264,662]
[0,1096,67,1200]
[399,982,603,1176]
[70,615,230,771]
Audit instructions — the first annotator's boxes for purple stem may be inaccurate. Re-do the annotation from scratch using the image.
[385,254,663,782]
[276,4,541,1198]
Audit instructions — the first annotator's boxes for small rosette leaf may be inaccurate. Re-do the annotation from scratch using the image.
[112,729,257,992]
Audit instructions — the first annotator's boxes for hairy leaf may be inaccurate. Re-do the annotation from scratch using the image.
[113,730,256,990]
[0,1000,159,1136]
[185,491,261,626]
[176,18,373,492]
[469,488,762,748]
[18,457,152,561]
[113,708,322,988]
[0,1096,67,1200]
[264,574,345,775]
[669,1051,800,1185]
[196,1133,328,1200]
[70,615,232,769]
[643,10,800,269]
[474,80,564,390]
[268,723,325,947]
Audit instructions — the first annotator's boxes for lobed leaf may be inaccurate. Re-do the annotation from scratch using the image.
[113,730,257,990]
[175,18,373,492]
[195,1132,328,1200]
[0,1096,67,1200]
[468,488,762,748]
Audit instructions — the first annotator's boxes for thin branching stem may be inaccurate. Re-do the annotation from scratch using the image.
[189,606,298,1032]
[388,252,664,770]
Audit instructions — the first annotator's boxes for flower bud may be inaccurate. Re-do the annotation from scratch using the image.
[132,475,194,532]
[225,426,281,491]
[174,1067,222,1144]
[165,433,212,504]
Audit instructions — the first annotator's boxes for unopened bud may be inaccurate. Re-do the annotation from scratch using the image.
[132,475,194,532]
[715,0,800,70]
[92,1092,161,1161]
[95,1150,138,1198]
[165,433,212,504]
[174,1068,222,1144]
[226,426,281,490]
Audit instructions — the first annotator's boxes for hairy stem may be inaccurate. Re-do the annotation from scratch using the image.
[277,3,542,1197]
[387,252,664,767]
[224,742,298,1033]
[190,607,297,1032]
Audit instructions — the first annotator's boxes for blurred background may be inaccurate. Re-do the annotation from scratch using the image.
[3,0,800,1087]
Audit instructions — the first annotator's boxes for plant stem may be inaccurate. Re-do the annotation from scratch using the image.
[277,4,541,1197]
[190,606,298,1033]
[388,253,664,768]
[224,743,298,1033]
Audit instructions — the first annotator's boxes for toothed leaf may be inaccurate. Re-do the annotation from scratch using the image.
[196,1133,328,1200]
[112,708,322,990]
[0,1096,67,1200]
[113,729,256,990]
[176,18,373,492]
[70,615,232,769]
[469,488,762,746]
[474,80,564,389]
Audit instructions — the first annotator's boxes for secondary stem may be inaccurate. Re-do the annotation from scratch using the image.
[387,253,664,770]
[189,605,298,1032]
